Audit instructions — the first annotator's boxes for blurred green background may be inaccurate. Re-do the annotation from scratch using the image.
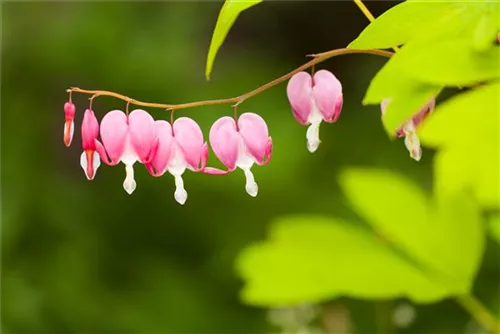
[1,1,498,333]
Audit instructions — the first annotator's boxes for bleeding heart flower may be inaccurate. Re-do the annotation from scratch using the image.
[381,98,435,161]
[286,70,343,153]
[146,117,208,205]
[95,109,157,194]
[64,102,76,147]
[80,109,101,180]
[207,112,272,197]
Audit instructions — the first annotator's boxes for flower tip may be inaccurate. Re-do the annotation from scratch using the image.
[307,140,320,153]
[246,182,258,197]
[174,189,188,205]
[306,122,321,153]
[123,179,137,195]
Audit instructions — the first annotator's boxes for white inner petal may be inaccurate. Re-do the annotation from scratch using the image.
[243,168,258,197]
[235,136,259,197]
[173,175,187,205]
[93,151,101,175]
[80,151,100,180]
[80,152,88,178]
[123,163,137,195]
[305,101,323,153]
[70,121,74,143]
[120,134,139,194]
[404,130,422,162]
[168,143,189,205]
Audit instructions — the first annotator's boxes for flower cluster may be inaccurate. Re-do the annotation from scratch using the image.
[64,104,272,205]
[64,69,434,204]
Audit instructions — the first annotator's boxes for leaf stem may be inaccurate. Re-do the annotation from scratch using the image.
[456,294,500,333]
[352,0,400,52]
[67,48,392,112]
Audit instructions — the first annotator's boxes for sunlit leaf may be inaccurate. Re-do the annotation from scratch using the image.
[237,170,485,306]
[418,82,500,148]
[489,214,500,243]
[362,55,441,134]
[237,216,448,306]
[397,39,500,86]
[418,83,500,209]
[340,169,484,291]
[433,146,499,210]
[205,0,263,80]
[349,1,500,50]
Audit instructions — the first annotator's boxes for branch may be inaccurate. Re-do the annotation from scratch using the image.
[67,48,393,112]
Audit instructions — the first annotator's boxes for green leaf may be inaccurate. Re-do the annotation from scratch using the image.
[237,216,448,306]
[362,54,441,134]
[397,39,500,86]
[205,0,263,80]
[418,82,500,148]
[418,83,500,209]
[349,1,500,50]
[473,14,498,51]
[237,170,485,307]
[348,1,451,49]
[339,169,484,291]
[433,146,499,210]
[489,214,500,243]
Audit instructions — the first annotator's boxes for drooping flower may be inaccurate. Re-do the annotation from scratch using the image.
[63,102,76,147]
[286,70,343,153]
[95,109,157,194]
[207,112,272,197]
[381,98,435,161]
[146,117,208,205]
[80,109,101,180]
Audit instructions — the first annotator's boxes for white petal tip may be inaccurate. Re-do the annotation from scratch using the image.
[307,141,320,153]
[123,180,136,195]
[245,183,259,197]
[306,122,321,153]
[174,189,188,205]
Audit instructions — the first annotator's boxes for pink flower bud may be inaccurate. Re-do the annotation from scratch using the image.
[80,109,100,180]
[63,102,76,147]
[208,113,272,197]
[287,70,343,152]
[381,98,435,161]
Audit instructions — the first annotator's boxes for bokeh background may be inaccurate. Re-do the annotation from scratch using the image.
[1,1,498,333]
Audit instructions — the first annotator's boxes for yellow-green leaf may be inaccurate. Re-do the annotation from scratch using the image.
[418,82,500,148]
[205,0,263,80]
[362,54,441,134]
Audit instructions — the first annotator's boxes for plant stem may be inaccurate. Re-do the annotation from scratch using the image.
[67,48,392,112]
[352,0,400,52]
[456,294,500,333]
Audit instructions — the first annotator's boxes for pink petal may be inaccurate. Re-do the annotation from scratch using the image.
[201,167,230,175]
[173,117,204,169]
[209,116,239,171]
[128,109,157,163]
[81,109,99,150]
[99,110,128,163]
[312,70,342,122]
[412,98,435,128]
[148,120,173,176]
[286,72,313,125]
[64,103,76,146]
[238,112,271,165]
[64,102,76,121]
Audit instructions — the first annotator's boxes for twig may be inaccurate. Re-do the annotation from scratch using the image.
[66,48,393,112]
